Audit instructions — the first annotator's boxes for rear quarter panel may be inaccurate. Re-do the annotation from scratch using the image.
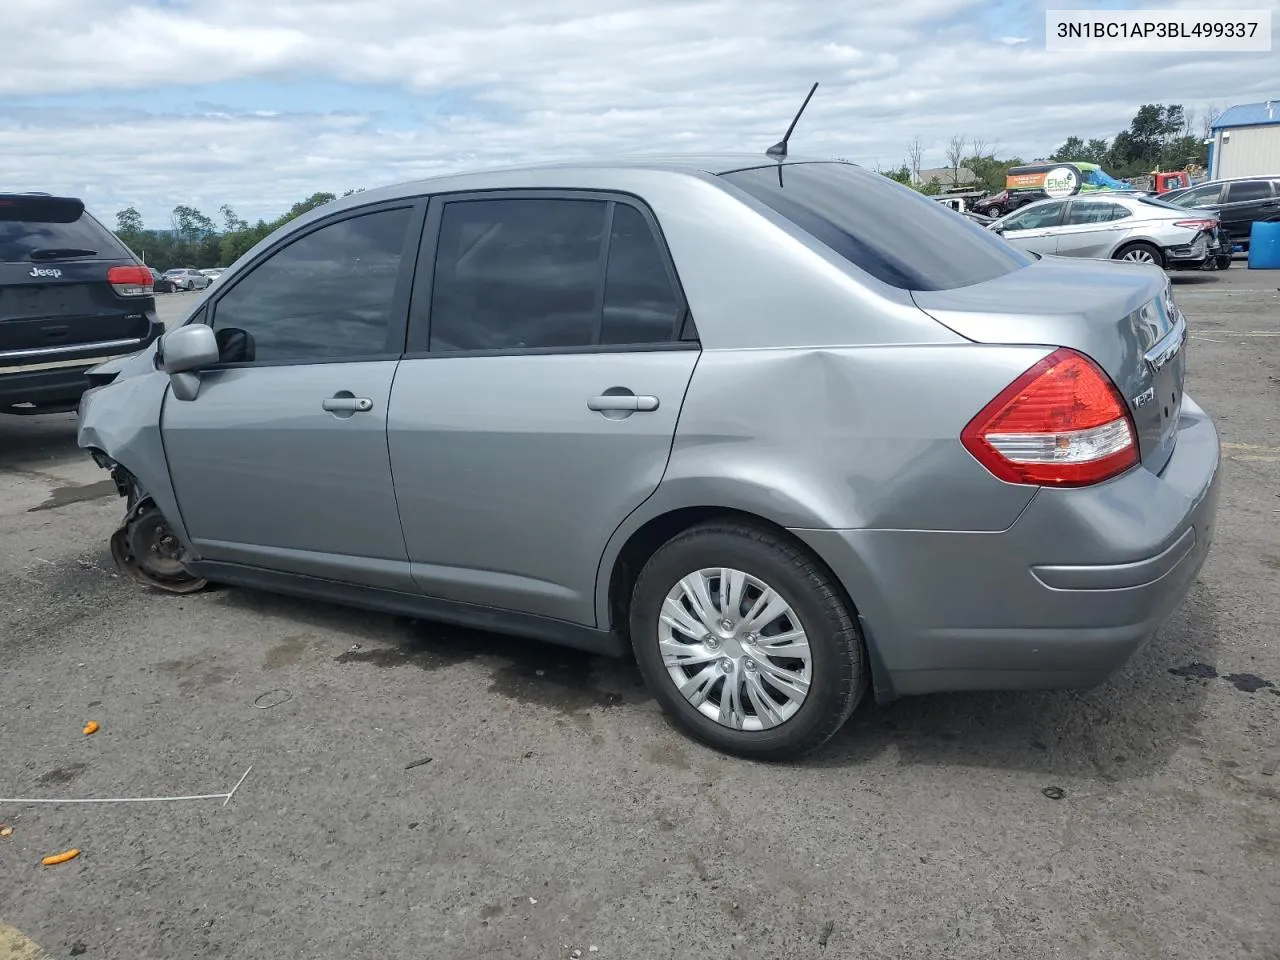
[593,343,1053,624]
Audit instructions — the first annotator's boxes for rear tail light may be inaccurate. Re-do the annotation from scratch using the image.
[961,347,1139,487]
[107,265,153,296]
[1174,219,1218,231]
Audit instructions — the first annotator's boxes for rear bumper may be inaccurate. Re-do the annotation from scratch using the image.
[793,394,1221,700]
[1165,235,1210,268]
[0,321,163,410]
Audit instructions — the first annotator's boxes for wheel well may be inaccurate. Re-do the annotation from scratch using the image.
[606,507,860,637]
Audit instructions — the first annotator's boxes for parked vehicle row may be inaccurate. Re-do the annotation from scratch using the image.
[75,156,1220,760]
[987,193,1231,270]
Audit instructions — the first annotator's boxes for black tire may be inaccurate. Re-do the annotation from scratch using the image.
[985,205,1004,218]
[629,520,866,761]
[1114,241,1165,268]
[1216,255,1232,270]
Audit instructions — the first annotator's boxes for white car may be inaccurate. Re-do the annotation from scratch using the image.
[200,268,225,285]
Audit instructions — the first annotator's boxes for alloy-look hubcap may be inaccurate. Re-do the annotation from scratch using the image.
[1122,249,1156,263]
[658,568,812,731]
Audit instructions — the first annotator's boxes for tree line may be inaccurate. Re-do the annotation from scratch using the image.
[877,102,1218,195]
[114,189,364,272]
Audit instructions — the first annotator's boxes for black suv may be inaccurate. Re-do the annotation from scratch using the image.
[1,193,163,414]
[1162,176,1280,251]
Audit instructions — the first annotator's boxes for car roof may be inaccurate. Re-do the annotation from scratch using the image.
[307,153,833,209]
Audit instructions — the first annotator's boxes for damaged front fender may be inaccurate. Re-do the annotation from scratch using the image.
[76,365,193,552]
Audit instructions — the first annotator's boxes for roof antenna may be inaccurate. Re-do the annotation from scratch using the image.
[766,82,819,159]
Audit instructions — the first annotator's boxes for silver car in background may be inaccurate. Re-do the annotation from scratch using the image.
[76,156,1220,760]
[989,193,1219,269]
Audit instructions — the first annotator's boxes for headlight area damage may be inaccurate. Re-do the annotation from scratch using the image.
[90,450,208,594]
[77,355,208,596]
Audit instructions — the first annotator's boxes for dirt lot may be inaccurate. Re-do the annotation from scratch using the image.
[2,274,1278,960]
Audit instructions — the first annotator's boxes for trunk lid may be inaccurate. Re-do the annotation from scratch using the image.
[912,255,1186,475]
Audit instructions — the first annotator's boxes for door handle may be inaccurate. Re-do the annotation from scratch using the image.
[587,394,659,412]
[322,396,373,413]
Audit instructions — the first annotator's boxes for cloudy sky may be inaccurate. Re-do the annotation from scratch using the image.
[0,0,1276,227]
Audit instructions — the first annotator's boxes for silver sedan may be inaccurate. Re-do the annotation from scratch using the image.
[989,193,1218,269]
[76,156,1220,760]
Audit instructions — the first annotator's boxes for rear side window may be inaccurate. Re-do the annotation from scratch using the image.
[1225,180,1273,203]
[718,162,1031,291]
[0,196,130,263]
[427,196,686,352]
[601,204,683,345]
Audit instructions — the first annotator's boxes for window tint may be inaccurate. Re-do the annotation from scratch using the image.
[1066,201,1130,225]
[1171,184,1222,207]
[1226,180,1273,203]
[601,204,682,344]
[429,199,605,352]
[0,200,129,263]
[718,162,1030,291]
[1003,201,1066,231]
[212,206,411,363]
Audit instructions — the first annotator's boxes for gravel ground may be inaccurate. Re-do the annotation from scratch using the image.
[1,273,1277,960]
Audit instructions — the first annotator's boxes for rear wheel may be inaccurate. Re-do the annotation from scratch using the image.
[629,521,865,760]
[1115,241,1164,268]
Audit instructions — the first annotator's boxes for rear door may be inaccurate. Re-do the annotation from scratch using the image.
[388,192,699,626]
[0,195,152,366]
[1054,199,1133,259]
[1221,179,1279,244]
[995,200,1067,256]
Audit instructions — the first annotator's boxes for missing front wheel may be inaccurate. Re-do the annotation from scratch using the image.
[110,501,207,594]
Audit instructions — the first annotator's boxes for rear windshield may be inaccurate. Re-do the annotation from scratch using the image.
[719,162,1032,291]
[1136,194,1197,213]
[0,196,130,263]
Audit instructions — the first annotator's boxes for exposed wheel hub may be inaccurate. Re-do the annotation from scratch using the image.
[110,502,207,594]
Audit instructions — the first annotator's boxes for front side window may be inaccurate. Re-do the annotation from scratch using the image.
[1003,201,1066,231]
[428,197,685,352]
[1225,180,1273,204]
[212,207,412,363]
[1171,183,1223,207]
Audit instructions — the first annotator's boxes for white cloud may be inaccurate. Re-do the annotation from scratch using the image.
[0,0,1276,225]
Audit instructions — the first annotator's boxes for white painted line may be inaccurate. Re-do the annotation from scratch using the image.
[0,766,252,807]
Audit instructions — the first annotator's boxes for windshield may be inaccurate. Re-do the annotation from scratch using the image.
[719,162,1032,291]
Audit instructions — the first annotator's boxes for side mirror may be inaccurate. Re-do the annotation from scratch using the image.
[160,324,220,401]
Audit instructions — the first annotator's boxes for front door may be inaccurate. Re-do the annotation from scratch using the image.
[161,201,424,590]
[388,193,699,625]
[996,200,1067,256]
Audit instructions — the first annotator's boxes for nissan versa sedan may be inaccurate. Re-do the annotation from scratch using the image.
[989,193,1220,269]
[76,156,1220,760]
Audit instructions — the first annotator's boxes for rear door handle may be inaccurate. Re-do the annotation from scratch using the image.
[322,396,373,413]
[588,394,659,412]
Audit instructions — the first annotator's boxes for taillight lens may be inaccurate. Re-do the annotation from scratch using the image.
[1174,219,1217,231]
[961,347,1139,487]
[107,265,153,296]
